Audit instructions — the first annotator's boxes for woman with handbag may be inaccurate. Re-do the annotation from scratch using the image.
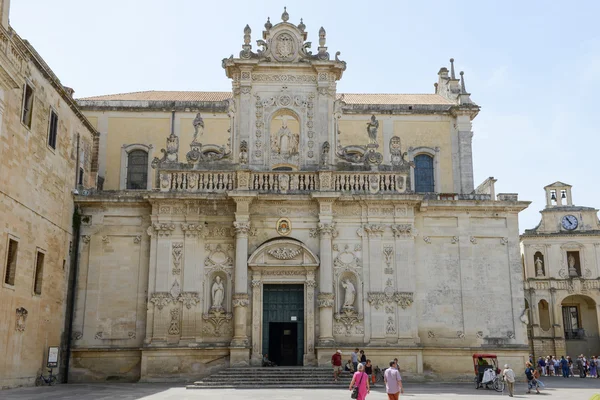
[349,363,370,400]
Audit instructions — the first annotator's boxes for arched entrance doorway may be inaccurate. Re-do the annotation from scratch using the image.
[561,295,599,357]
[247,238,320,366]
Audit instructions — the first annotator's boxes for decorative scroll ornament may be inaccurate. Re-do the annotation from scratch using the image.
[232,293,250,308]
[317,292,335,308]
[386,317,397,334]
[205,244,234,268]
[383,246,394,274]
[368,291,414,310]
[268,247,302,260]
[334,308,363,336]
[318,222,338,238]
[15,307,28,332]
[333,244,361,269]
[81,235,91,244]
[363,224,385,237]
[394,292,414,309]
[389,136,409,167]
[233,221,252,236]
[181,222,209,238]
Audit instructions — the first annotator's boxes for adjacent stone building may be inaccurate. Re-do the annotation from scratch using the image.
[0,0,98,388]
[68,9,531,382]
[522,182,600,358]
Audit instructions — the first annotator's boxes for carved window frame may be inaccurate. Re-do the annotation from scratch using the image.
[120,143,153,190]
[408,147,440,193]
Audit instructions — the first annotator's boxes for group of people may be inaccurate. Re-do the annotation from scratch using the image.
[332,349,404,400]
[535,354,599,378]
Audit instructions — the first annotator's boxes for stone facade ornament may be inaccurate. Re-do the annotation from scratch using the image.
[318,222,338,238]
[383,246,394,274]
[276,217,292,236]
[211,276,225,311]
[334,308,363,336]
[15,307,28,332]
[391,224,415,238]
[171,242,183,275]
[81,235,91,244]
[317,292,334,308]
[394,292,414,309]
[152,132,179,168]
[386,317,396,334]
[321,141,330,167]
[389,136,409,167]
[368,291,414,310]
[168,308,180,335]
[181,222,209,238]
[535,257,544,276]
[268,247,302,260]
[150,292,172,310]
[366,115,378,144]
[152,223,176,237]
[134,235,141,244]
[233,221,252,237]
[202,309,233,336]
[239,140,248,164]
[232,293,250,308]
[178,292,200,309]
[170,280,181,300]
[333,244,361,269]
[341,278,356,311]
[363,224,385,237]
[192,113,204,143]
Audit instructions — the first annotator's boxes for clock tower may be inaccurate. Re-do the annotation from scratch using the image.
[521,181,600,360]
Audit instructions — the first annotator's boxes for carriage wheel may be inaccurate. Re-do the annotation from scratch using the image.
[494,377,504,392]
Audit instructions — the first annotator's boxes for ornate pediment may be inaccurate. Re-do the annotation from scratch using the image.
[248,238,319,267]
[222,8,346,79]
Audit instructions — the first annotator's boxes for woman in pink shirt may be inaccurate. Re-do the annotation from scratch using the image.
[349,362,370,399]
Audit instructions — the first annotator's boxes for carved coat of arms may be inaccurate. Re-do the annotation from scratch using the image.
[275,33,294,60]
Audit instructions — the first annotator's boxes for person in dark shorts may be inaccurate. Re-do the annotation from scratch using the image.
[365,359,374,384]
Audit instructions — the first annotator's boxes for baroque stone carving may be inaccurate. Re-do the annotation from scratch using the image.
[363,224,385,237]
[178,292,200,309]
[150,292,172,310]
[389,136,409,167]
[457,331,465,339]
[423,236,431,244]
[152,223,176,237]
[366,115,379,145]
[386,317,397,334]
[181,222,209,238]
[368,291,414,310]
[95,332,103,340]
[271,119,299,158]
[134,235,141,244]
[391,224,414,239]
[15,307,28,332]
[334,308,363,336]
[73,331,83,340]
[470,236,478,244]
[333,244,361,269]
[233,221,252,236]
[172,242,183,275]
[317,292,334,308]
[152,132,179,168]
[383,246,394,274]
[318,222,338,238]
[267,247,302,260]
[168,308,180,335]
[211,276,225,311]
[239,140,248,164]
[205,244,234,269]
[81,235,91,244]
[341,279,356,311]
[202,309,233,336]
[232,293,250,308]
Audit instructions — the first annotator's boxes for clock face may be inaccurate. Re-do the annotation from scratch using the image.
[562,215,578,230]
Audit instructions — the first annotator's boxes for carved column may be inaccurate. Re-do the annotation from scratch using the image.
[231,221,250,348]
[364,224,386,342]
[250,272,263,365]
[305,272,317,365]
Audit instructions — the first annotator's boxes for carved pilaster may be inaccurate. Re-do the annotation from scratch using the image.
[232,293,250,308]
[317,292,334,308]
[363,224,385,237]
[152,223,176,237]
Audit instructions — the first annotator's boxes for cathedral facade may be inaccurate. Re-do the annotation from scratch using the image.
[70,10,530,381]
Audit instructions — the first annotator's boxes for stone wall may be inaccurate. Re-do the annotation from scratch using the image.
[0,24,96,388]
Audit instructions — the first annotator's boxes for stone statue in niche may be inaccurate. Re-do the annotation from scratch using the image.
[320,141,330,167]
[271,118,299,158]
[342,279,356,310]
[211,276,225,311]
[192,113,204,143]
[568,254,578,276]
[535,257,544,276]
[366,115,379,146]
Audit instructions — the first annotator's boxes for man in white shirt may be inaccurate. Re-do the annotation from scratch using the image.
[351,348,359,372]
[502,364,516,397]
[384,360,403,400]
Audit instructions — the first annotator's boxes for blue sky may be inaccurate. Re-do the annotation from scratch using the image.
[11,0,600,232]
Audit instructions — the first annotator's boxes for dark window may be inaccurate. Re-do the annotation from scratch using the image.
[78,167,84,186]
[48,110,58,149]
[4,239,18,285]
[414,154,434,193]
[34,251,44,295]
[562,306,582,339]
[126,150,148,189]
[21,84,34,128]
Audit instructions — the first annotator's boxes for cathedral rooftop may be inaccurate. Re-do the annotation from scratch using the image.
[77,90,454,105]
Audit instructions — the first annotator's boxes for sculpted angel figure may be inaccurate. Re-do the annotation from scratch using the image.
[192,113,204,143]
[341,279,356,309]
[211,276,224,310]
[366,114,379,145]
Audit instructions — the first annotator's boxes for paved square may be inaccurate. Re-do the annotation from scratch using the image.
[3,378,600,400]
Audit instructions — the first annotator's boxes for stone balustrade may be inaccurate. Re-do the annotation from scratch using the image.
[157,169,409,195]
[526,279,600,292]
[0,26,26,75]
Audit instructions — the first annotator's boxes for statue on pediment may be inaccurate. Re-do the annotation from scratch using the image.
[366,115,379,145]
[192,113,204,143]
[271,119,299,158]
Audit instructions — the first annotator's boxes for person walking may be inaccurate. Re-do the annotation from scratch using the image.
[525,361,540,394]
[331,350,342,382]
[364,359,374,385]
[384,360,404,400]
[537,356,546,376]
[502,364,516,397]
[591,356,598,378]
[567,356,574,377]
[349,363,370,400]
[577,355,586,378]
[351,348,359,373]
[560,356,569,378]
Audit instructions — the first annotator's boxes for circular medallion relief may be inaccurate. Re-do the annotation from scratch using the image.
[273,32,297,62]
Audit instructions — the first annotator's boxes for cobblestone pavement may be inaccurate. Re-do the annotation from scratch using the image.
[2,377,600,400]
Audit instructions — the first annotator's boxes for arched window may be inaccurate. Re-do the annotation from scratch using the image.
[414,154,435,193]
[126,150,148,189]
